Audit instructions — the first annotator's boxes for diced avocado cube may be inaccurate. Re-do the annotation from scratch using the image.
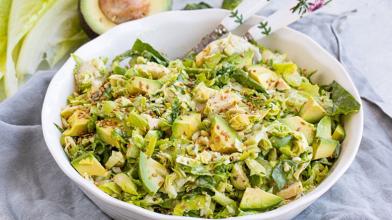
[232,70,268,94]
[299,97,326,123]
[63,110,89,136]
[210,115,242,153]
[128,76,162,95]
[239,188,283,211]
[332,124,345,142]
[172,113,201,139]
[138,152,168,194]
[134,62,170,79]
[105,151,125,169]
[113,173,138,195]
[126,112,149,132]
[312,138,339,160]
[98,182,122,196]
[193,82,216,102]
[277,182,303,199]
[71,152,107,177]
[247,65,278,90]
[60,106,80,119]
[96,120,121,148]
[282,116,315,144]
[231,163,250,190]
[229,114,250,131]
[145,130,160,157]
[316,116,332,139]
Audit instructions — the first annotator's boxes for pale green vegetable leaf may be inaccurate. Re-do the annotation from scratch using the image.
[17,0,88,77]
[4,0,56,97]
[0,0,11,99]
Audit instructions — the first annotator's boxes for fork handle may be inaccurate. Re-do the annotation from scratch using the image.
[221,0,271,31]
[245,0,329,41]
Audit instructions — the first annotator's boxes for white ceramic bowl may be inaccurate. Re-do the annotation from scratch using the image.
[42,9,363,220]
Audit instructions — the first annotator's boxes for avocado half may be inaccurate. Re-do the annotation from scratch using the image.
[80,0,172,38]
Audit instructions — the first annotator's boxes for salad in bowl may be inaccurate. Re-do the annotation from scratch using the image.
[58,34,360,218]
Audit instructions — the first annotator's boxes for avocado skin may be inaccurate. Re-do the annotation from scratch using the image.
[78,0,173,38]
[78,1,97,39]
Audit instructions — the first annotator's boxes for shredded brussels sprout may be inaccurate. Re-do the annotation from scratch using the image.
[59,34,360,218]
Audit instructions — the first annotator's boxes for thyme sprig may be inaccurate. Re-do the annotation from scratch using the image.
[258,21,272,36]
[291,0,333,16]
[230,10,244,24]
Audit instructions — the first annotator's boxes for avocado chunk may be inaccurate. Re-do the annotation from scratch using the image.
[312,138,339,160]
[247,65,278,90]
[98,182,122,196]
[113,173,138,195]
[127,76,162,95]
[277,182,303,199]
[232,69,268,94]
[79,0,172,37]
[139,152,168,194]
[299,97,326,123]
[144,130,160,157]
[72,152,107,177]
[282,116,315,144]
[316,116,332,139]
[240,188,283,211]
[96,120,121,148]
[172,113,201,139]
[126,111,149,132]
[332,124,345,142]
[210,115,242,153]
[63,110,89,136]
[231,163,250,190]
[229,114,250,131]
[134,62,170,79]
[193,82,216,102]
[105,151,125,169]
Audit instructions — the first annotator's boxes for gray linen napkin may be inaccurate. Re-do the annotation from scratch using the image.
[1,13,391,220]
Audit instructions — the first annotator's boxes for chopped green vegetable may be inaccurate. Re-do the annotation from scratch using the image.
[60,34,360,218]
[325,81,361,115]
[222,0,243,10]
[183,2,212,10]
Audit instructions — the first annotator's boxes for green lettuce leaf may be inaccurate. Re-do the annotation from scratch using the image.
[4,0,56,97]
[16,0,88,77]
[222,0,243,10]
[113,39,169,66]
[325,81,361,115]
[183,2,212,10]
[0,0,11,99]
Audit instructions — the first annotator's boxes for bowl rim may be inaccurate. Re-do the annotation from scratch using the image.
[41,8,364,220]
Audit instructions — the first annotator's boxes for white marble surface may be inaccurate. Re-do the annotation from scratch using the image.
[174,0,392,103]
